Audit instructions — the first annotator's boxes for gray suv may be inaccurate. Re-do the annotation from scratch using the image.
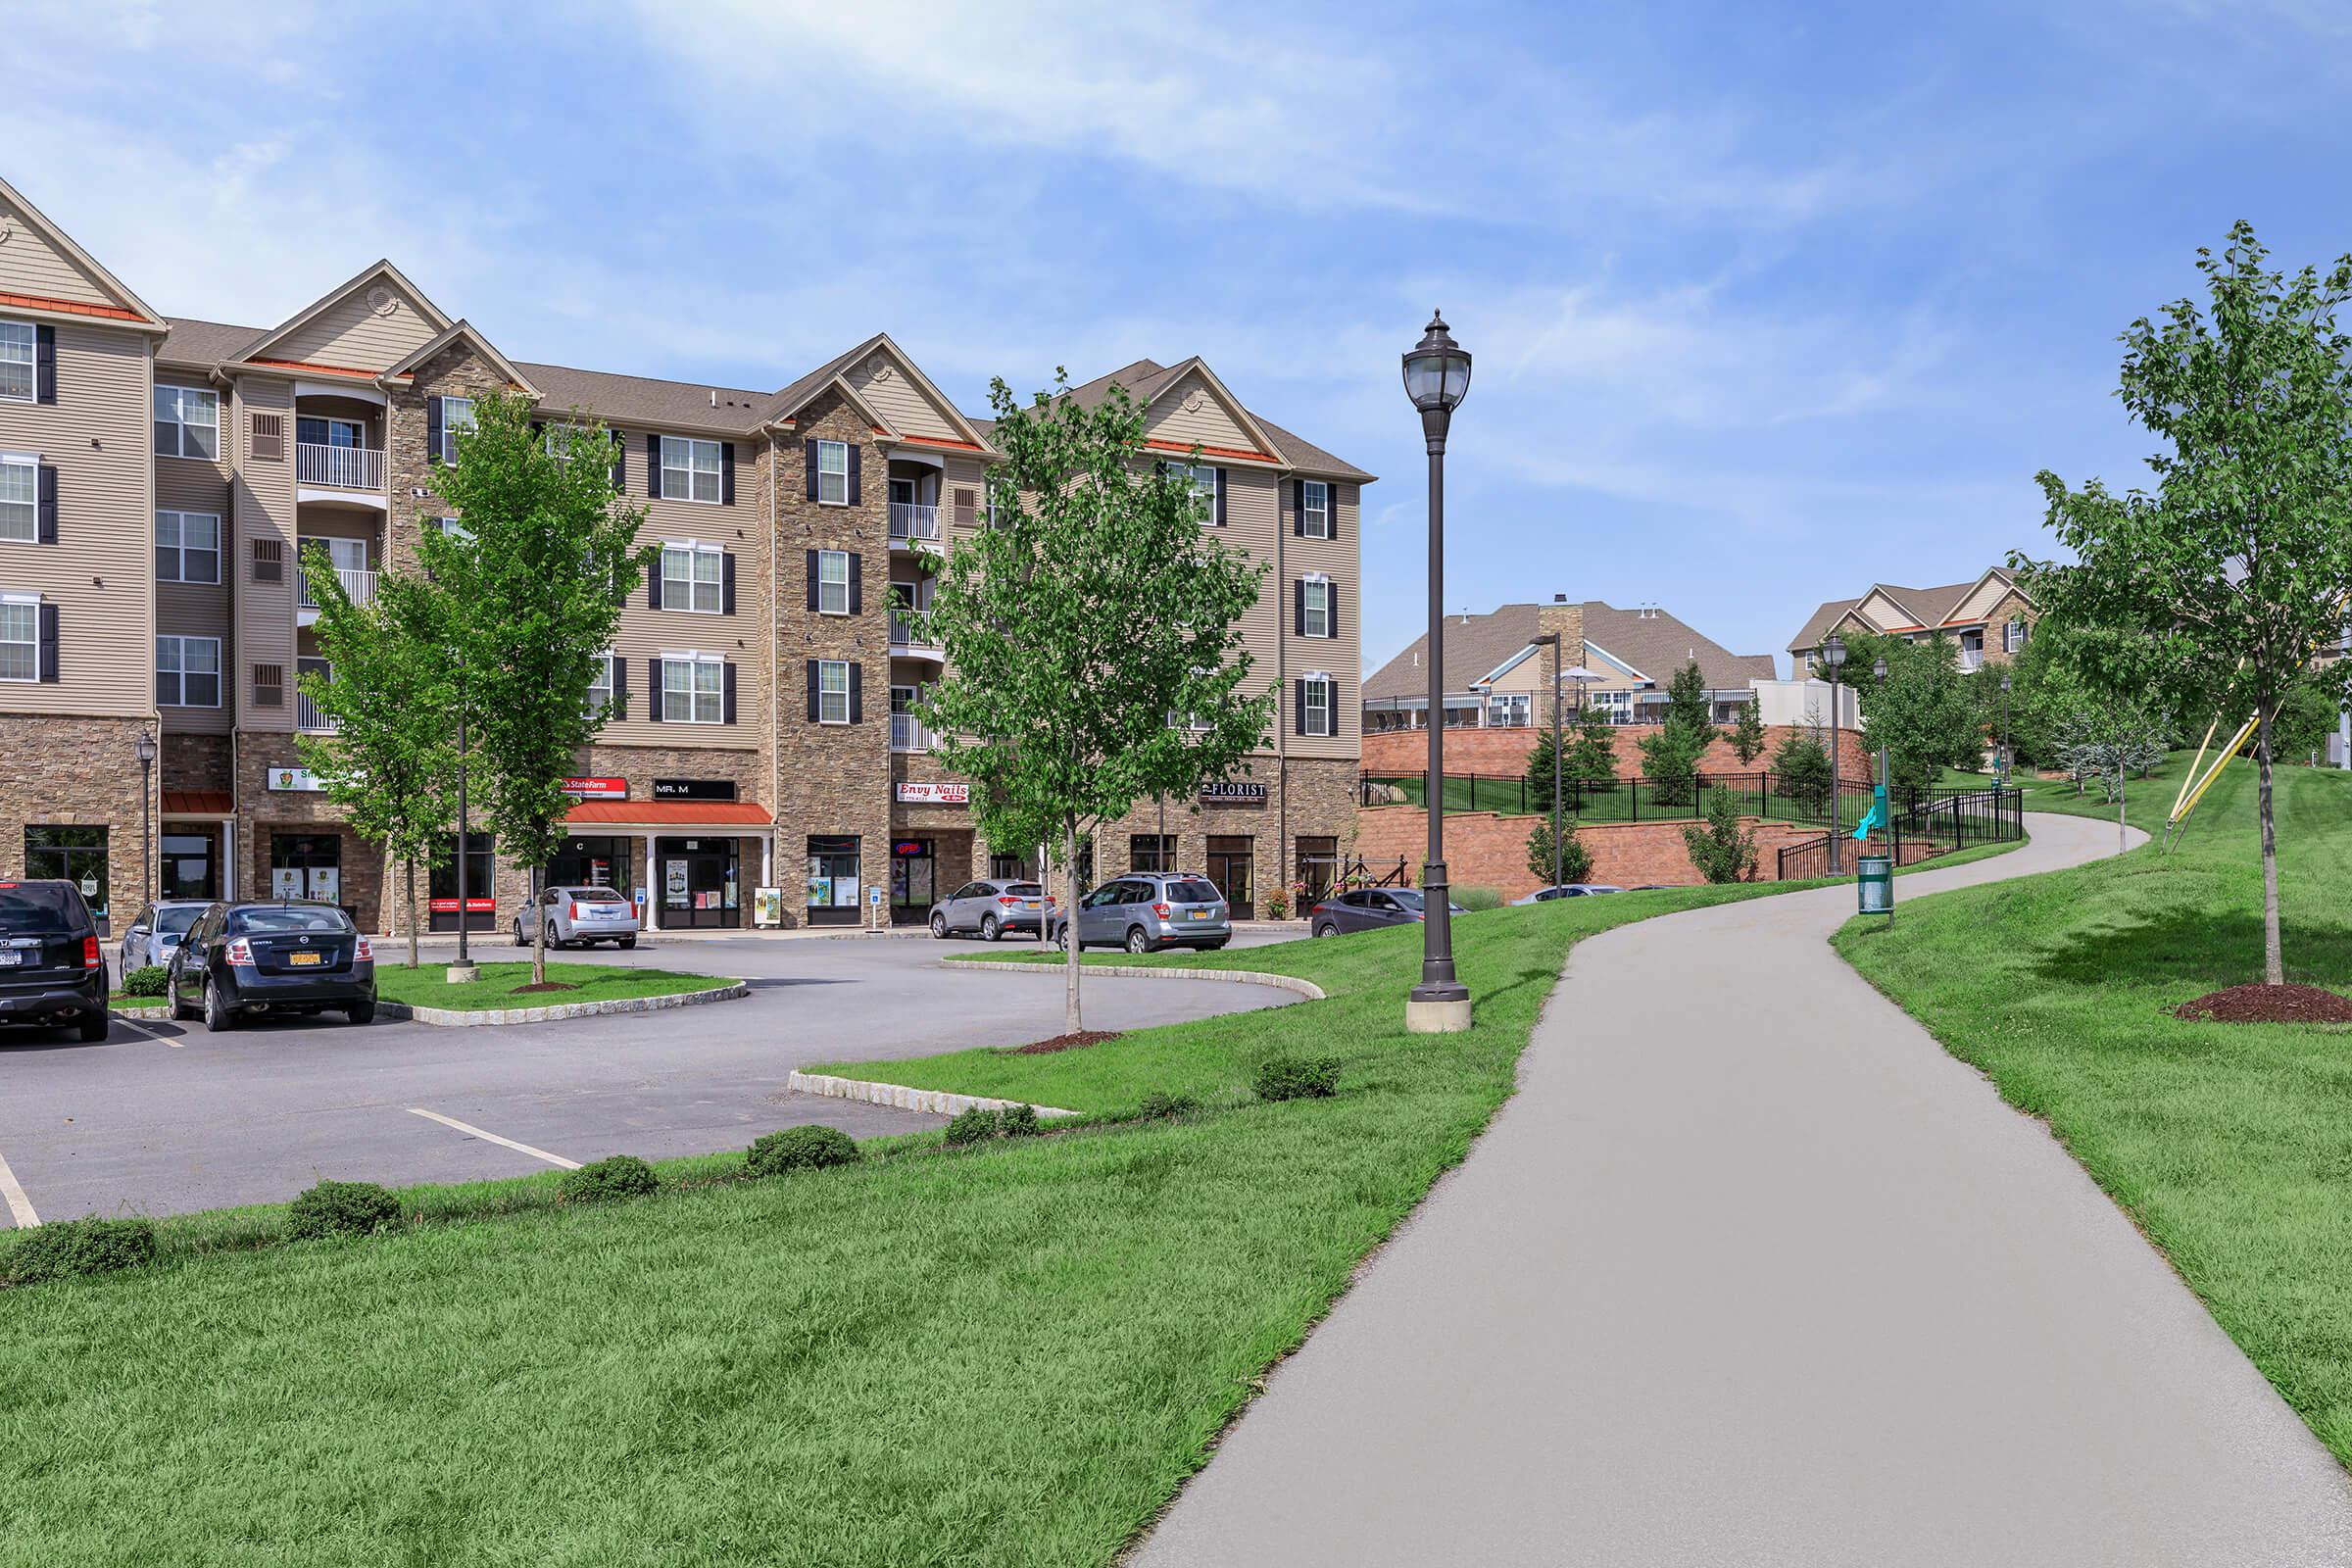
[1050,872,1230,955]
[928,879,1050,941]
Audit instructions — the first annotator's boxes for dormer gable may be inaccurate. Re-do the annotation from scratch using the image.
[0,174,164,328]
[235,260,453,375]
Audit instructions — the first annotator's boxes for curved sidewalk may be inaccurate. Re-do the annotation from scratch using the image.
[1136,813,2352,1566]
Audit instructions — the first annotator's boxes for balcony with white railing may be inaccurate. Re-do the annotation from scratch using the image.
[890,607,943,656]
[296,659,337,733]
[296,442,385,491]
[890,712,933,754]
[296,564,378,612]
[889,502,940,546]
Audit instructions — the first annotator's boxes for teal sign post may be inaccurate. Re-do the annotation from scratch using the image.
[1853,744,1894,920]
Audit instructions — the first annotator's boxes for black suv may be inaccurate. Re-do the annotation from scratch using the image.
[0,879,109,1042]
[169,901,376,1032]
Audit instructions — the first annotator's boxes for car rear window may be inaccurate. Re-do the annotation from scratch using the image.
[229,906,352,935]
[572,889,629,905]
[1004,883,1043,897]
[1165,880,1221,904]
[0,882,89,935]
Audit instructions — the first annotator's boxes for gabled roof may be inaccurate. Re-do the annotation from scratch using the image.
[1138,356,1289,466]
[1024,357,1373,481]
[1363,602,1772,703]
[1786,566,2024,653]
[231,259,453,369]
[0,173,165,327]
[158,317,269,368]
[385,319,540,398]
[762,334,885,425]
[515,359,775,432]
[848,332,998,454]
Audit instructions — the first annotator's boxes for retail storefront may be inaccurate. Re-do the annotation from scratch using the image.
[890,838,934,923]
[807,835,862,927]
[159,790,236,904]
[657,836,741,929]
[426,833,498,933]
[25,825,111,929]
[549,835,636,896]
[561,799,774,933]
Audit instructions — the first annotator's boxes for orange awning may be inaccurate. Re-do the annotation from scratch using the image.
[163,789,235,816]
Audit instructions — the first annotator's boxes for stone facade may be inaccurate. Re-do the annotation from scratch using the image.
[386,345,516,573]
[0,714,156,932]
[162,732,234,794]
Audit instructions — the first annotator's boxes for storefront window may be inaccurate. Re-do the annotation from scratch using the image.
[661,836,742,929]
[890,839,934,916]
[807,835,860,925]
[1206,835,1253,918]
[549,836,634,896]
[270,833,343,909]
[1131,834,1176,874]
[25,826,109,922]
[1295,835,1339,903]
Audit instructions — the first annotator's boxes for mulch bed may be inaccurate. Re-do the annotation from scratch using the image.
[2173,983,2352,1024]
[512,982,580,996]
[1009,1030,1123,1054]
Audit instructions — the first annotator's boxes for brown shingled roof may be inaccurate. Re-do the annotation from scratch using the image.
[158,317,267,366]
[1364,602,1771,703]
[1786,568,2019,654]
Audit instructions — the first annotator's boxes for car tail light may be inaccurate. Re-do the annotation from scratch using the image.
[224,937,255,966]
[569,902,584,921]
[1152,903,1171,918]
[998,894,1017,906]
[355,936,373,962]
[81,935,99,969]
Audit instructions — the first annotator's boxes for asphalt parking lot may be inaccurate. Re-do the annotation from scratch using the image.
[0,929,1299,1225]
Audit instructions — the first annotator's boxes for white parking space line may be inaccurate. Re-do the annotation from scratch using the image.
[406,1108,581,1170]
[0,1150,40,1228]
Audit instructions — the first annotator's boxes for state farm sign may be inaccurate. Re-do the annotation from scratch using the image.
[896,781,970,805]
[563,776,627,799]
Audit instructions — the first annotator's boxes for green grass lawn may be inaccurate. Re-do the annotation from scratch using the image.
[1836,757,2352,1463]
[371,959,728,1011]
[0,883,1794,1567]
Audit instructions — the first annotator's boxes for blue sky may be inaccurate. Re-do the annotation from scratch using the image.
[14,0,2352,675]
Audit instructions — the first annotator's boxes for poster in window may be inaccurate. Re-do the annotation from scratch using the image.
[665,858,689,906]
[309,868,339,904]
[272,867,304,901]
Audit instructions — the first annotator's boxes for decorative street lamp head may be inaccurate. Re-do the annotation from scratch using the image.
[1873,657,1888,682]
[2001,673,2013,693]
[1402,312,1472,442]
[1821,633,1846,673]
[135,731,157,765]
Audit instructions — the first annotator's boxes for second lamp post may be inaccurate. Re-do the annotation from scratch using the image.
[1402,312,1473,1033]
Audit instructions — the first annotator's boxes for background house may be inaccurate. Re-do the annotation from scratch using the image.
[1787,566,2036,673]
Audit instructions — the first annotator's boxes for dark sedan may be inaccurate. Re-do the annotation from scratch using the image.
[0,879,109,1042]
[1307,887,1466,938]
[169,901,376,1032]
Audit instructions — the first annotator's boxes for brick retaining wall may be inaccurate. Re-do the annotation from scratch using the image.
[1354,805,1824,901]
[1362,723,1872,783]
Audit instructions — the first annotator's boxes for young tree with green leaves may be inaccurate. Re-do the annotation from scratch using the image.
[1637,720,1708,805]
[1661,660,1718,741]
[425,394,651,986]
[1564,706,1619,783]
[1524,815,1592,886]
[2020,221,2352,986]
[1827,629,1982,798]
[295,562,459,968]
[1682,785,1760,883]
[1771,720,1834,819]
[917,374,1271,1033]
[1728,698,1768,766]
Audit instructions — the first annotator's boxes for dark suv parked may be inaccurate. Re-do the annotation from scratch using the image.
[169,901,376,1032]
[0,879,109,1041]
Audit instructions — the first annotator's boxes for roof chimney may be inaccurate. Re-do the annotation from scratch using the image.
[1538,595,1585,679]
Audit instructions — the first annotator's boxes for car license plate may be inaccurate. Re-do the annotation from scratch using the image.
[288,951,323,966]
[1021,901,1039,909]
[0,951,20,965]
[1188,909,1210,920]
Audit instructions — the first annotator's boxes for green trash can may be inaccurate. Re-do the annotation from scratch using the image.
[1857,854,1893,916]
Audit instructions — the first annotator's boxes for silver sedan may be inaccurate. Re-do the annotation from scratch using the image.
[514,886,640,950]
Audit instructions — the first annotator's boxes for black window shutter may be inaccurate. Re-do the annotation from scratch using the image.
[1294,578,1304,637]
[805,440,819,502]
[36,466,58,545]
[848,553,862,614]
[1331,484,1345,541]
[1213,467,1228,526]
[1292,478,1304,536]
[425,397,443,465]
[805,660,819,721]
[849,662,863,723]
[646,433,662,499]
[722,662,738,724]
[805,549,819,612]
[609,430,626,491]
[721,552,736,615]
[847,444,862,505]
[1294,678,1306,736]
[647,556,663,610]
[648,660,665,722]
[37,604,58,682]
[1328,582,1342,639]
[612,656,629,719]
[720,442,736,506]
[34,325,56,405]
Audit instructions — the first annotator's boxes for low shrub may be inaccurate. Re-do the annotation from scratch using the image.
[287,1179,401,1241]
[122,965,169,998]
[1453,886,1506,912]
[747,1124,860,1177]
[1253,1054,1343,1102]
[999,1103,1041,1139]
[942,1103,1045,1146]
[1136,1092,1201,1120]
[559,1154,659,1204]
[5,1216,157,1285]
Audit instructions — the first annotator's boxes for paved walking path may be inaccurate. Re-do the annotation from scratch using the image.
[1136,813,2352,1566]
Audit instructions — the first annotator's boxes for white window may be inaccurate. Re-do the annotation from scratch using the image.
[435,515,474,545]
[662,542,724,613]
[156,512,220,584]
[436,396,475,464]
[817,659,851,724]
[2004,617,2030,654]
[0,453,34,543]
[585,654,615,717]
[1301,673,1335,737]
[153,386,219,460]
[0,598,35,681]
[662,437,723,504]
[815,440,849,505]
[1163,462,1216,521]
[0,322,33,403]
[662,653,724,724]
[156,635,221,708]
[816,549,850,614]
[1301,479,1331,538]
[1302,576,1331,639]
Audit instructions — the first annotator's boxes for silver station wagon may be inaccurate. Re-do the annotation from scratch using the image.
[1050,872,1231,955]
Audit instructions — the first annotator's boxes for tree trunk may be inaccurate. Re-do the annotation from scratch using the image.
[405,857,420,969]
[2116,765,2127,853]
[531,863,548,987]
[1063,824,1083,1035]
[2257,710,2283,986]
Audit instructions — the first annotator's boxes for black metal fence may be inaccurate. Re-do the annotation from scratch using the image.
[1774,784,2024,879]
[1360,768,1878,829]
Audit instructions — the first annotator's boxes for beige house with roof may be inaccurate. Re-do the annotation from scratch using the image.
[0,173,1368,933]
[1787,567,2036,674]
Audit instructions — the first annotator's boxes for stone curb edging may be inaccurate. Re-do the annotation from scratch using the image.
[786,1070,1081,1121]
[938,956,1327,1002]
[114,982,750,1028]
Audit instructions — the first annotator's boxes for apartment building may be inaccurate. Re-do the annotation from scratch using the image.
[1787,567,2036,672]
[0,175,1369,932]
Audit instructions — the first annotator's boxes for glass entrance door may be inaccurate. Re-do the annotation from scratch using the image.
[549,836,633,897]
[806,835,861,927]
[890,839,934,923]
[160,829,218,902]
[658,836,741,929]
[1206,835,1254,919]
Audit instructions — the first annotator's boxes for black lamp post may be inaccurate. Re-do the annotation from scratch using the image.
[135,730,157,904]
[1999,672,2013,787]
[1403,312,1473,1032]
[1822,633,1846,873]
[1874,656,1890,826]
[1534,632,1564,890]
